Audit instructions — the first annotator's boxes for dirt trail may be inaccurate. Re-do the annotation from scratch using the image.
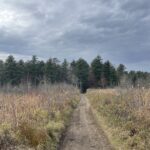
[60,95,113,150]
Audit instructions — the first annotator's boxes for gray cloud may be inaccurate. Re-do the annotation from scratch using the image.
[0,0,149,71]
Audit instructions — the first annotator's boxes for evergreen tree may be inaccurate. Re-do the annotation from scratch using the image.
[88,68,96,87]
[103,61,111,87]
[25,55,43,86]
[75,58,89,93]
[61,59,69,82]
[91,56,103,87]
[70,60,78,85]
[37,60,45,82]
[117,64,126,84]
[16,60,25,84]
[45,58,61,83]
[110,65,118,86]
[0,60,5,86]
[4,55,18,85]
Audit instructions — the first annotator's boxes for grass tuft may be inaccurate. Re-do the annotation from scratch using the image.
[0,84,80,149]
[87,88,150,150]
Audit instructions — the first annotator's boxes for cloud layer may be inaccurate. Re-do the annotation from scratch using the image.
[0,0,149,71]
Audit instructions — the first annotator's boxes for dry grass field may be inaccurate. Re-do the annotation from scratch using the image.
[0,84,80,150]
[87,88,150,150]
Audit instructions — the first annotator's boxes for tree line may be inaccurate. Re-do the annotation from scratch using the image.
[0,55,149,92]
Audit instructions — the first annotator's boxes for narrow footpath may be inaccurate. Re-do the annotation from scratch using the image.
[60,95,113,150]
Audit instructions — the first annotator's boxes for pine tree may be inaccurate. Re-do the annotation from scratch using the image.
[103,61,111,87]
[70,60,78,85]
[117,64,126,84]
[4,55,18,85]
[45,58,61,83]
[91,55,103,87]
[110,65,118,86]
[16,60,25,84]
[75,58,89,93]
[25,55,45,86]
[61,59,69,82]
[0,60,5,86]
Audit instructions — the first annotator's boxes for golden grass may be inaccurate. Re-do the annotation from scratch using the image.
[0,84,80,150]
[87,88,150,150]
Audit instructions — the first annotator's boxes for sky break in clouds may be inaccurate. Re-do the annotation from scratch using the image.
[0,0,150,71]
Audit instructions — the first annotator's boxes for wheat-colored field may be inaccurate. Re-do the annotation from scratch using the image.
[0,84,80,150]
[87,88,150,150]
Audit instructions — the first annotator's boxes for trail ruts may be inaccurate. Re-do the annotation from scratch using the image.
[59,95,113,150]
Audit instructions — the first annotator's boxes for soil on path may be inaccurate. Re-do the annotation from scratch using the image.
[59,95,113,150]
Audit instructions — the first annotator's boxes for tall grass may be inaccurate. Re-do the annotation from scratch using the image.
[87,88,150,150]
[0,84,80,150]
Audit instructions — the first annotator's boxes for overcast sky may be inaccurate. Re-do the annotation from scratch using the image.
[0,0,149,71]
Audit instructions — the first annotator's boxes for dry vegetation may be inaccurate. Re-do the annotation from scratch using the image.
[87,88,150,150]
[0,84,80,150]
